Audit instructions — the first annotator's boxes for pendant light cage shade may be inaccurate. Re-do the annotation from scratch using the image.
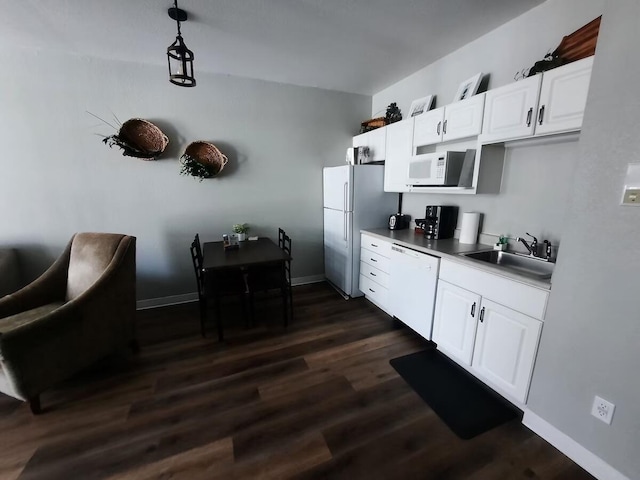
[168,35,196,87]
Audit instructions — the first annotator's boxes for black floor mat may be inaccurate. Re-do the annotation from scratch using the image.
[390,348,521,439]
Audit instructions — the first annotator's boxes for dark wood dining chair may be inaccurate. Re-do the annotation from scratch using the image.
[246,229,293,327]
[190,234,247,341]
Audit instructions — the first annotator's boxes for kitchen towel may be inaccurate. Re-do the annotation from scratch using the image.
[459,212,480,244]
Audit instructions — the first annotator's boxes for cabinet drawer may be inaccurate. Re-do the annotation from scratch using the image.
[439,259,548,320]
[361,234,391,258]
[360,274,389,310]
[360,249,390,273]
[360,261,390,289]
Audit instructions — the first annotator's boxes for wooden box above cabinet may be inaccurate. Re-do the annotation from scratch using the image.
[480,56,594,144]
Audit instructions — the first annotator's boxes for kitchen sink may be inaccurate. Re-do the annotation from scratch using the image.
[460,250,555,280]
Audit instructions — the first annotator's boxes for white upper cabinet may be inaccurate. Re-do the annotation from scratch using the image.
[412,107,445,148]
[353,127,387,162]
[535,56,594,136]
[442,93,486,143]
[383,120,413,192]
[481,75,542,142]
[413,95,486,149]
[480,56,594,142]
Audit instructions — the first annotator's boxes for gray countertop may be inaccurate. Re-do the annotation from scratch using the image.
[361,228,552,290]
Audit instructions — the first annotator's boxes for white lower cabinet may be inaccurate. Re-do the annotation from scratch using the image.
[433,259,547,405]
[359,234,393,315]
[432,280,480,366]
[471,299,542,403]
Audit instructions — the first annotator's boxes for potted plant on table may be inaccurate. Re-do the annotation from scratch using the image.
[232,223,250,242]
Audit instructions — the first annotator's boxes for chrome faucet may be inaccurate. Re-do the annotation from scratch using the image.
[516,233,538,257]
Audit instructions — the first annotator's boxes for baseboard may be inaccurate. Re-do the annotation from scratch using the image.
[291,274,325,286]
[522,409,630,480]
[136,293,198,310]
[136,275,326,310]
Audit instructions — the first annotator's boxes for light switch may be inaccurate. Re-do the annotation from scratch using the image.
[621,163,640,206]
[622,188,640,205]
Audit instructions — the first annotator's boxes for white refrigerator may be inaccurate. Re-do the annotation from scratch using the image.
[323,165,397,297]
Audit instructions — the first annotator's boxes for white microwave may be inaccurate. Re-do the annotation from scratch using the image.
[407,151,466,186]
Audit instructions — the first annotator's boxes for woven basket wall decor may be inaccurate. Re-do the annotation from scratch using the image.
[103,118,169,160]
[180,141,228,180]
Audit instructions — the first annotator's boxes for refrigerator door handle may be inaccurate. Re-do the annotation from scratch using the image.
[343,182,348,212]
[343,212,348,242]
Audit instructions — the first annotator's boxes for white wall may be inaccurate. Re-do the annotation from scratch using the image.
[0,49,369,301]
[527,2,640,478]
[372,0,605,245]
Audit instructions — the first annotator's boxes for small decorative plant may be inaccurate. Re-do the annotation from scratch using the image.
[232,223,249,234]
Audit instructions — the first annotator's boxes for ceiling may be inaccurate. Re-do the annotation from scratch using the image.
[1,0,545,95]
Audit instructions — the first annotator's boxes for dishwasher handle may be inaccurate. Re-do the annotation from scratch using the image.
[392,245,439,270]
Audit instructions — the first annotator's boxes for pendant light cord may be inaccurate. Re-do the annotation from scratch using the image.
[174,0,182,36]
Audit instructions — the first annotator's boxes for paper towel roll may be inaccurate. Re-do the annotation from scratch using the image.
[459,212,480,244]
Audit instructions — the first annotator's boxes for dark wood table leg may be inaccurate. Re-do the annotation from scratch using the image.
[214,294,224,342]
[199,297,207,338]
[281,262,288,328]
[29,395,42,415]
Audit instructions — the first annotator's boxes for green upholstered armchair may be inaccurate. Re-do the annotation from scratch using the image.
[0,233,137,413]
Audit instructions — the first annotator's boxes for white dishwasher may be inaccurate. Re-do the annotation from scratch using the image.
[389,244,440,341]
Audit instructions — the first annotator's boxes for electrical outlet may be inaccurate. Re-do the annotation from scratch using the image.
[591,395,615,425]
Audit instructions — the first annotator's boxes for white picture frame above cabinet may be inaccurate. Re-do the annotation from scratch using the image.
[408,95,435,117]
[454,72,483,102]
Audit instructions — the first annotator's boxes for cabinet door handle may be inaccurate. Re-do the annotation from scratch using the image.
[471,302,476,317]
[443,119,448,135]
[437,121,441,135]
[526,107,533,127]
[538,105,545,125]
[479,307,485,323]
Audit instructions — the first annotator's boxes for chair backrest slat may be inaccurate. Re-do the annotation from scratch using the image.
[190,234,205,297]
[280,230,292,284]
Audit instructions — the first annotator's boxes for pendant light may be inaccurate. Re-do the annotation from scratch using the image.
[167,0,196,87]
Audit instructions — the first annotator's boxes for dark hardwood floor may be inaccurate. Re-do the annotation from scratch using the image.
[0,283,595,479]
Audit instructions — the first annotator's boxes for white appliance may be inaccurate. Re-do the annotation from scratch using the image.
[407,151,466,186]
[323,165,396,297]
[389,244,440,340]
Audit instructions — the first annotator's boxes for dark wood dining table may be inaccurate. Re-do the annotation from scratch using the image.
[202,237,291,327]
[202,237,290,270]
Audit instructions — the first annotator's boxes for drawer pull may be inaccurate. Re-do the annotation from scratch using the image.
[371,243,378,248]
[370,272,377,276]
[370,258,377,262]
[368,288,375,293]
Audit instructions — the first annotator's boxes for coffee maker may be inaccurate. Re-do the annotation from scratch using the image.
[424,206,458,239]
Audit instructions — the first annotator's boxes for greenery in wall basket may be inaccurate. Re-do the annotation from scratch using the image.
[179,141,229,181]
[94,115,169,160]
[179,154,218,181]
